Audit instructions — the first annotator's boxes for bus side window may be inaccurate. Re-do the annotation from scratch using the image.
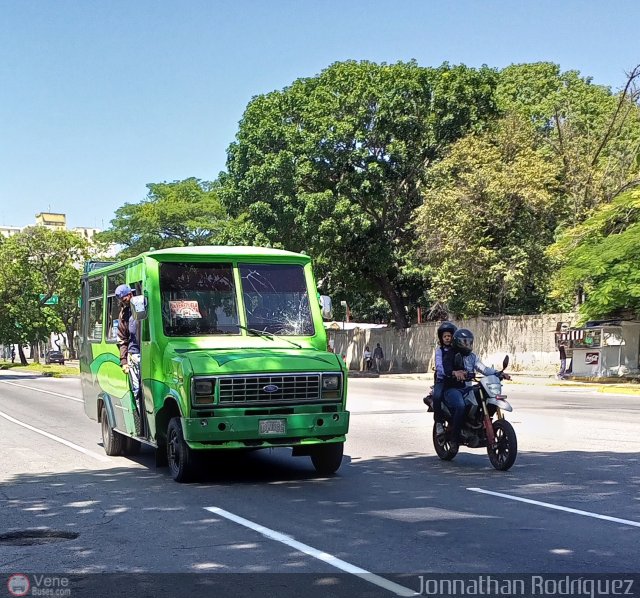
[132,281,150,342]
[88,278,105,342]
[106,271,125,342]
[80,279,88,341]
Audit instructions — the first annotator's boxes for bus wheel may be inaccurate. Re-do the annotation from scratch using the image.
[101,407,125,456]
[167,418,195,482]
[310,442,344,476]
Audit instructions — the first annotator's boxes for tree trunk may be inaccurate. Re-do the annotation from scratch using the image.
[31,342,40,364]
[374,275,409,328]
[66,323,77,360]
[18,345,28,366]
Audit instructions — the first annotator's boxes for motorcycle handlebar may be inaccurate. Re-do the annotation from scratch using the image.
[465,371,509,381]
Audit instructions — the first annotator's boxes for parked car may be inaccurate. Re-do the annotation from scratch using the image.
[45,350,65,365]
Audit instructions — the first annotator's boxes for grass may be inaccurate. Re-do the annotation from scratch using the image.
[0,360,79,377]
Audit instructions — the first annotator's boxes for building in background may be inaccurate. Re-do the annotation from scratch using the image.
[2,213,101,243]
[35,212,67,230]
[0,225,21,238]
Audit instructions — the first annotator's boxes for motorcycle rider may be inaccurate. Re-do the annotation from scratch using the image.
[444,328,511,445]
[433,321,457,436]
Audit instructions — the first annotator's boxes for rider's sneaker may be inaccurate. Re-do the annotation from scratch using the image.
[435,422,445,436]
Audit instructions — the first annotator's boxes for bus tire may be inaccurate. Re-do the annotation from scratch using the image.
[167,417,195,482]
[310,442,344,476]
[101,406,125,456]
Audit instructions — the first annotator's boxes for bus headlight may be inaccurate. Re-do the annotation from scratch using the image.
[193,378,216,405]
[195,380,214,395]
[322,375,340,391]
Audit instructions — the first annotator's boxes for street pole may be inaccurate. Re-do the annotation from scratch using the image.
[340,300,348,329]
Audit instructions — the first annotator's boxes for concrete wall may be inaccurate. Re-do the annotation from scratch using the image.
[328,312,577,374]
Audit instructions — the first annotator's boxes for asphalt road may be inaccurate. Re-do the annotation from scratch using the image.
[0,371,639,596]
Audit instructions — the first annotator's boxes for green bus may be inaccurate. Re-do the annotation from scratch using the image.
[79,246,349,482]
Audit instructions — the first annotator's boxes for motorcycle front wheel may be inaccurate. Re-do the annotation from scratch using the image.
[432,422,459,461]
[487,419,517,471]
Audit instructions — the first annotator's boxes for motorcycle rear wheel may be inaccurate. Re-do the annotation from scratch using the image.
[487,419,517,471]
[432,422,459,461]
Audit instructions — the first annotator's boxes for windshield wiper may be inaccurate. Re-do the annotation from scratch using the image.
[238,325,274,340]
[238,325,302,349]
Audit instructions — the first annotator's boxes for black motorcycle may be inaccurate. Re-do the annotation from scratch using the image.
[423,356,517,471]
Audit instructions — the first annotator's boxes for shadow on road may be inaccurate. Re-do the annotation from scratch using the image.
[1,447,638,581]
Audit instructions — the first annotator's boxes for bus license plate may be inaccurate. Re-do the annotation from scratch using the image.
[259,419,286,435]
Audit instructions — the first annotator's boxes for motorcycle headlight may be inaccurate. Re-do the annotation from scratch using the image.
[487,383,502,394]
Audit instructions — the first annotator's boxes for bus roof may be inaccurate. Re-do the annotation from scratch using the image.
[84,245,311,276]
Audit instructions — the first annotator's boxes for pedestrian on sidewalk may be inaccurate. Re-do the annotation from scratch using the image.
[558,343,567,379]
[373,343,384,373]
[363,345,372,371]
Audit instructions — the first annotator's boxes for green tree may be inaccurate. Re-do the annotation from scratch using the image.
[220,60,500,327]
[413,115,562,317]
[0,227,88,364]
[549,189,640,321]
[497,63,640,223]
[97,178,239,258]
[51,263,85,359]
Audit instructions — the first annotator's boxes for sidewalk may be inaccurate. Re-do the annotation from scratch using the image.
[348,370,640,395]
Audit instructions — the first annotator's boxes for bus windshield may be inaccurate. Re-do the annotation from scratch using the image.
[160,262,240,336]
[159,261,315,337]
[240,263,314,336]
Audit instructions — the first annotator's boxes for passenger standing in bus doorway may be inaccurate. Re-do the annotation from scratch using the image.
[115,284,143,434]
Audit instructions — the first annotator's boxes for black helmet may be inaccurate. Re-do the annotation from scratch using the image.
[437,321,457,344]
[453,328,474,356]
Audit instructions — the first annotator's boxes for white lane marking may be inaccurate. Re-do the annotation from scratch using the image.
[0,408,111,463]
[468,488,640,528]
[0,380,83,403]
[204,506,417,596]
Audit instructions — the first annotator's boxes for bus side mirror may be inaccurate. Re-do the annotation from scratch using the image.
[131,295,148,321]
[319,295,333,320]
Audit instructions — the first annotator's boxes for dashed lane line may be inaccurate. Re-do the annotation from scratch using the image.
[0,408,111,463]
[204,506,417,596]
[0,379,83,403]
[468,487,640,528]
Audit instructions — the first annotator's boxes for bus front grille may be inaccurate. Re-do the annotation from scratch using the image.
[218,374,321,405]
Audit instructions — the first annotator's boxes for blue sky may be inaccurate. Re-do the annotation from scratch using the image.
[1,0,638,230]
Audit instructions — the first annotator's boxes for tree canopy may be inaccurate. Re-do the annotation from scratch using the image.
[97,178,238,259]
[549,189,640,322]
[219,60,500,326]
[94,60,640,326]
[0,227,88,363]
[413,114,562,317]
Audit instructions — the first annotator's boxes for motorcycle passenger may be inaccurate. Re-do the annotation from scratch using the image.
[444,328,511,445]
[433,321,457,436]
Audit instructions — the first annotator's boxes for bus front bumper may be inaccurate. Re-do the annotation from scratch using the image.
[181,409,350,449]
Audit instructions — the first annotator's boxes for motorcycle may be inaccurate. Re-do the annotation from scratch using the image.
[423,355,517,471]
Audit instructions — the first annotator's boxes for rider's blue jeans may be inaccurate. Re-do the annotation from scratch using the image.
[444,387,466,441]
[432,381,445,423]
